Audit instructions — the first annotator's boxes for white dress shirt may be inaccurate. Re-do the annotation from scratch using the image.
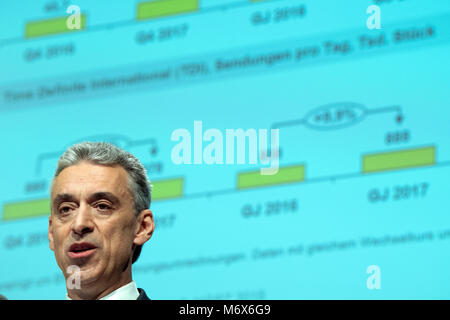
[66,281,140,300]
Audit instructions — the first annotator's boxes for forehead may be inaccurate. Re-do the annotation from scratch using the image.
[52,162,130,197]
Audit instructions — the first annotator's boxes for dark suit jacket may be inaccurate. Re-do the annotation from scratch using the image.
[137,288,150,300]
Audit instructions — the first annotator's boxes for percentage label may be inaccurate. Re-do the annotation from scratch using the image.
[305,102,367,130]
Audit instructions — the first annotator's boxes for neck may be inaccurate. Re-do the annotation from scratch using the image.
[67,264,133,300]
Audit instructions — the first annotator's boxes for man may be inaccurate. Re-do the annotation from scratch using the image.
[48,142,155,300]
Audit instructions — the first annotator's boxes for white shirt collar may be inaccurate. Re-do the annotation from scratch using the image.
[66,281,140,300]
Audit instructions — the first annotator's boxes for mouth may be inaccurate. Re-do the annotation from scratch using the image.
[68,242,97,259]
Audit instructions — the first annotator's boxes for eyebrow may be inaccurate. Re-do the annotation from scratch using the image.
[87,192,121,206]
[52,192,121,208]
[52,193,78,208]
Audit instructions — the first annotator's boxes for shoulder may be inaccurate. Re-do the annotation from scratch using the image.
[137,288,151,300]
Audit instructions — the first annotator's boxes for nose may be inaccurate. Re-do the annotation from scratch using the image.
[72,202,94,237]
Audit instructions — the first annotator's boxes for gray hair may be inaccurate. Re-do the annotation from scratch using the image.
[51,141,152,263]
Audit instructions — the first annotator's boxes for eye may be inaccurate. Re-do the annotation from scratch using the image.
[58,206,73,215]
[96,203,112,211]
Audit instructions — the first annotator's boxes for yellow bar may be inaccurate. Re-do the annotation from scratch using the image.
[237,164,305,189]
[25,14,86,39]
[3,198,50,221]
[363,146,436,173]
[137,0,199,20]
[152,178,184,200]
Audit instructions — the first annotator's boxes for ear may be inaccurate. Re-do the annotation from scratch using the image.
[48,215,55,251]
[133,209,155,246]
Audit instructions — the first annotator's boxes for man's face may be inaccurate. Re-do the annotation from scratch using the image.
[49,161,140,287]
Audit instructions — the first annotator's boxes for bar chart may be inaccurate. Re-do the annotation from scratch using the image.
[1,0,450,300]
[1,0,284,43]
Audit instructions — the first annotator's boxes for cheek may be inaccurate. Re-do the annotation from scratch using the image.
[103,221,135,252]
[51,228,70,269]
[52,227,67,252]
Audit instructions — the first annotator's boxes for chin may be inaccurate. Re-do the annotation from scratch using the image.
[77,269,102,286]
[69,261,102,281]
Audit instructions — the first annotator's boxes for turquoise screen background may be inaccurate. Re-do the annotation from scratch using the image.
[0,0,449,299]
